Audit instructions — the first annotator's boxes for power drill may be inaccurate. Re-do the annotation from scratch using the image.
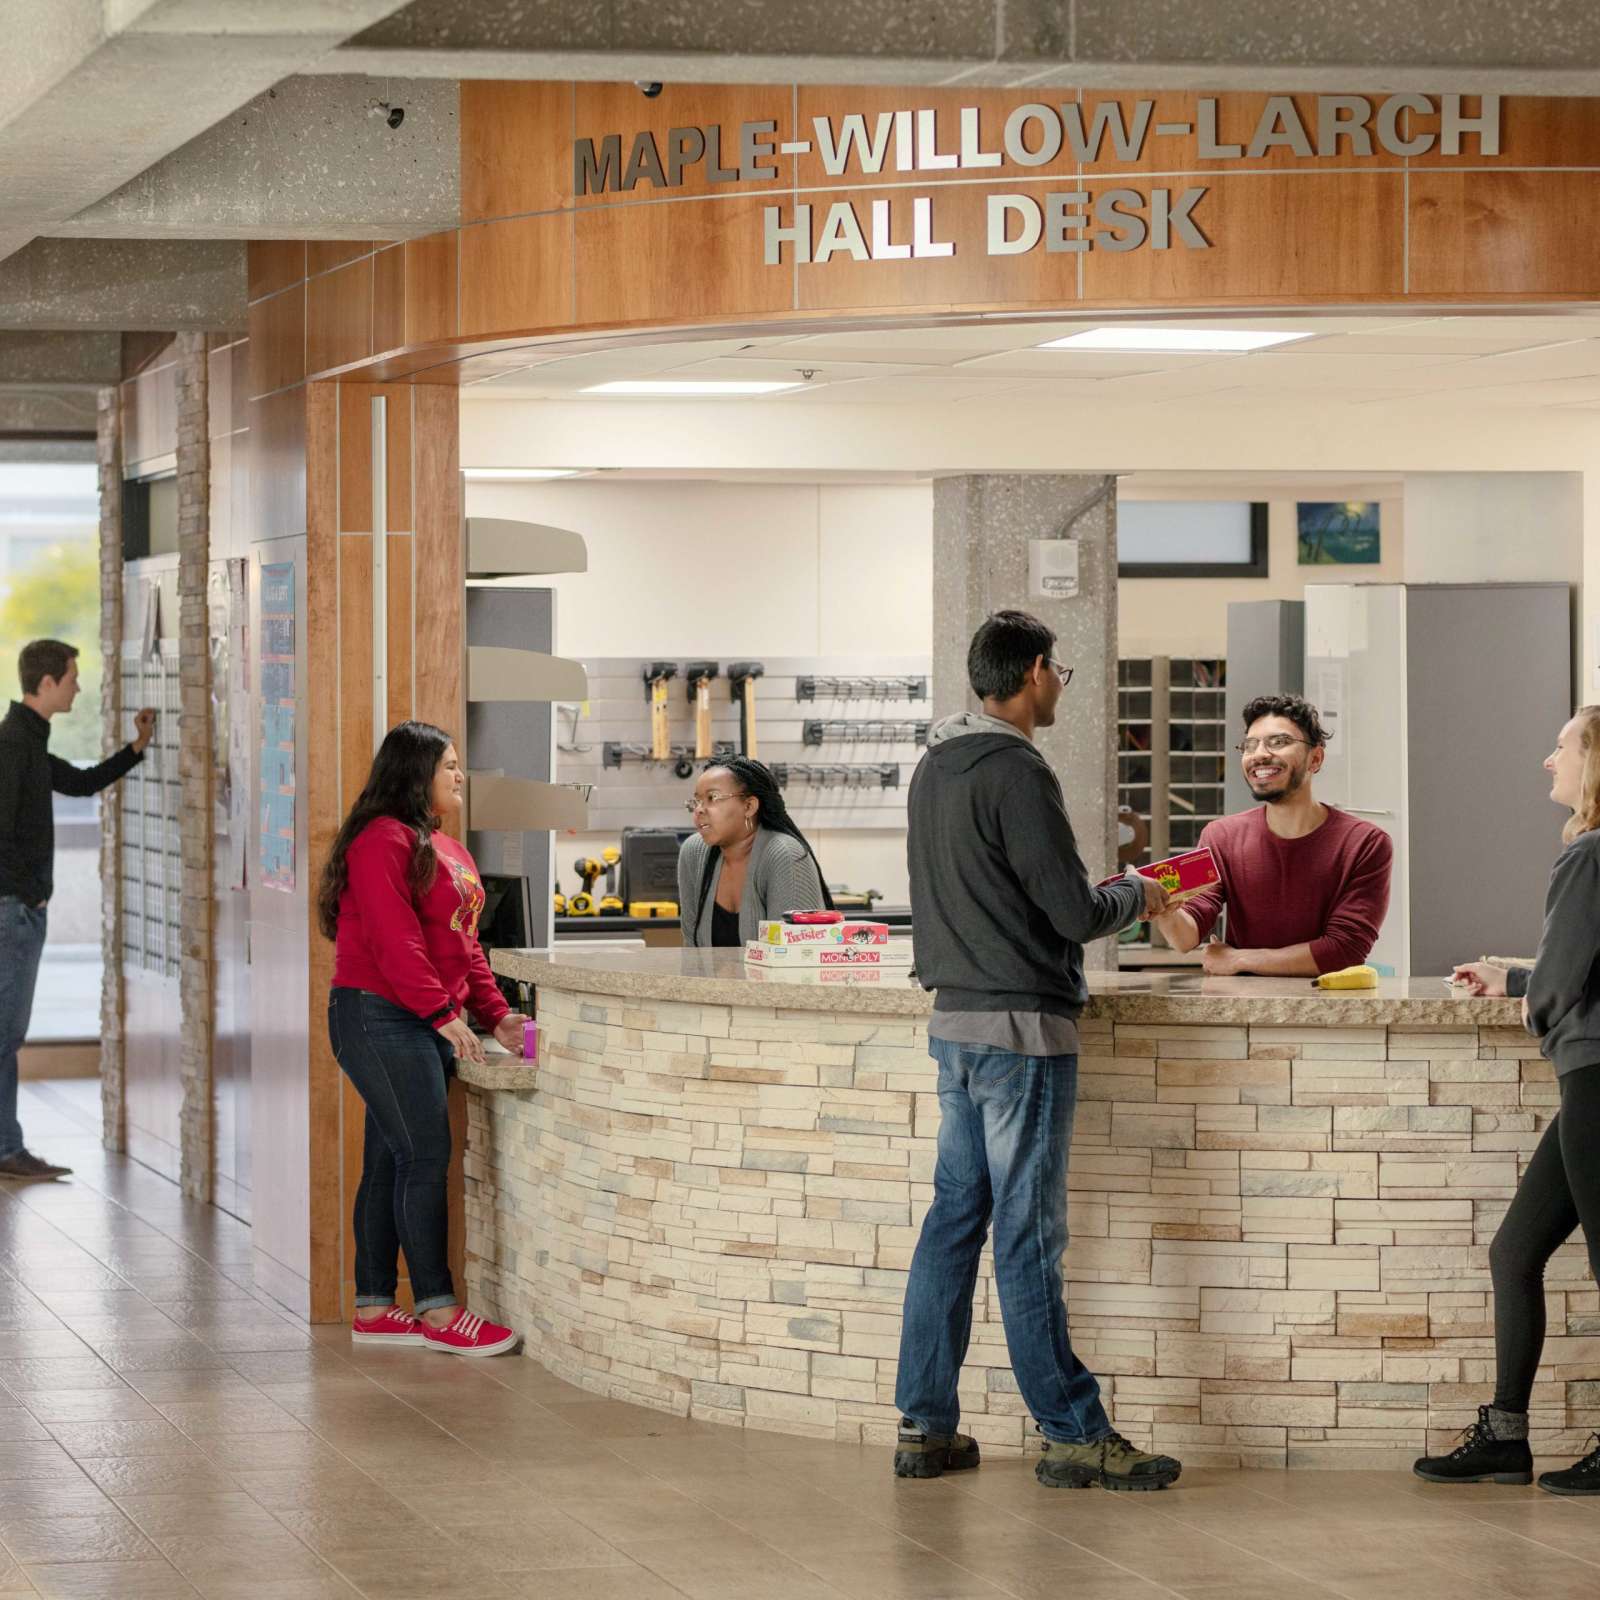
[568,847,621,916]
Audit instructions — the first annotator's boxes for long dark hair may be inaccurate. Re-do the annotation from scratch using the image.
[316,720,454,941]
[696,755,835,921]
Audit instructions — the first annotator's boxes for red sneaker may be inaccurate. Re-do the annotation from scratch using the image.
[350,1306,425,1346]
[419,1308,519,1357]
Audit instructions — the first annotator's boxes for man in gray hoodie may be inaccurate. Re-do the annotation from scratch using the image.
[893,609,1182,1492]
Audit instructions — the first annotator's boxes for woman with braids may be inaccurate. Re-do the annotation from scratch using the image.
[1416,707,1600,1492]
[317,720,525,1356]
[677,755,832,947]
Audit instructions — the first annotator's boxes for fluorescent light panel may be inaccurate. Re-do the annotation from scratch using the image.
[583,379,804,395]
[462,467,583,480]
[1038,327,1314,353]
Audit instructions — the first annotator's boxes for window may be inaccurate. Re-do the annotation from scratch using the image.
[1119,501,1269,578]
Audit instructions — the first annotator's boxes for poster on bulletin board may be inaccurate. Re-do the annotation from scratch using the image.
[259,560,296,892]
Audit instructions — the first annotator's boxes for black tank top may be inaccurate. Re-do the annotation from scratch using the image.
[710,902,741,948]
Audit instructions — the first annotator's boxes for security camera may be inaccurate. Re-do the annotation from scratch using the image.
[387,106,405,129]
[635,81,664,98]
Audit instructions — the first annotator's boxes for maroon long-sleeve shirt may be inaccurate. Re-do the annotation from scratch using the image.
[331,817,509,1029]
[1182,805,1393,974]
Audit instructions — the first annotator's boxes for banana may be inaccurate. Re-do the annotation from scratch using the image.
[1311,965,1379,990]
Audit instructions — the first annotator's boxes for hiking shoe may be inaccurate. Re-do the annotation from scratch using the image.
[1540,1433,1600,1495]
[893,1418,981,1479]
[1036,1430,1181,1491]
[350,1306,426,1346]
[1414,1406,1532,1484]
[0,1150,71,1180]
[419,1308,519,1357]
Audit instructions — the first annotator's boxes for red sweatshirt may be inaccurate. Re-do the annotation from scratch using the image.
[331,817,509,1030]
[1182,805,1393,974]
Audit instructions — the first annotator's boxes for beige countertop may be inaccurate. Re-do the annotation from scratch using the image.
[487,945,1524,1027]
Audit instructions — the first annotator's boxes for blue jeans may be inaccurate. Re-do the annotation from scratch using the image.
[896,1039,1110,1444]
[0,897,48,1161]
[328,987,457,1314]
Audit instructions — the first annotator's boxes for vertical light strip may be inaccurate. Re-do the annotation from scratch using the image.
[371,395,388,753]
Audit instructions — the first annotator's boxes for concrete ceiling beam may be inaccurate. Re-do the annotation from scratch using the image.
[0,0,415,264]
[0,332,122,388]
[319,0,1600,91]
[0,240,245,332]
[52,76,459,242]
[0,387,99,436]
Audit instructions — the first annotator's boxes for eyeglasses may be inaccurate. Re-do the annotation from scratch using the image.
[1049,659,1074,687]
[684,791,737,815]
[1236,734,1311,755]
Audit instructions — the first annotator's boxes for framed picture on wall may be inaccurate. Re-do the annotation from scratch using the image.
[1298,501,1381,565]
[1118,501,1269,578]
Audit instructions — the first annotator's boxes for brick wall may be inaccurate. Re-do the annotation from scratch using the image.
[96,389,126,1153]
[174,332,212,1201]
[464,994,1583,1470]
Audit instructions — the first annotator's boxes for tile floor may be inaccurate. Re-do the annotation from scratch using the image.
[5,1080,1600,1600]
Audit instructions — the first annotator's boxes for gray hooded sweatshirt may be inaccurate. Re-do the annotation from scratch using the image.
[908,712,1144,1056]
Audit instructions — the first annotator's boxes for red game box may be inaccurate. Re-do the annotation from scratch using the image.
[1099,846,1220,906]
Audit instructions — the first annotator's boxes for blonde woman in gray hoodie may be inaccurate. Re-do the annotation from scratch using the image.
[1417,706,1600,1494]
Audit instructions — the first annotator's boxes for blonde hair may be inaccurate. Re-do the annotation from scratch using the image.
[1564,705,1600,844]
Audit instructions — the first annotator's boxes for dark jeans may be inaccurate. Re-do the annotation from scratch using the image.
[895,1039,1110,1443]
[328,987,457,1314]
[0,896,48,1162]
[1491,1066,1600,1412]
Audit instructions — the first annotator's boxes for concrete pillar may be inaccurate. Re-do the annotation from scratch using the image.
[96,389,126,1153]
[932,474,1120,968]
[174,333,213,1202]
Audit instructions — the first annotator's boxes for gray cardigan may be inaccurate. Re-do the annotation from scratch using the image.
[1504,829,1600,1076]
[677,827,827,947]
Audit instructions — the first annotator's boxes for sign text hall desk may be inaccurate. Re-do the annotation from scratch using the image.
[464,951,1573,1470]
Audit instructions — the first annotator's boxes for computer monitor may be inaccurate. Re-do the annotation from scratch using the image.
[478,874,534,1013]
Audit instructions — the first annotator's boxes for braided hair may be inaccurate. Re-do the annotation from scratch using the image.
[695,755,835,924]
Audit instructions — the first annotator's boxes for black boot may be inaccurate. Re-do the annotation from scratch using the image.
[892,1417,981,1479]
[1413,1405,1532,1485]
[1539,1433,1600,1495]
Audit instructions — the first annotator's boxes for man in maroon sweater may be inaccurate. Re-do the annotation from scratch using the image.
[1153,694,1392,977]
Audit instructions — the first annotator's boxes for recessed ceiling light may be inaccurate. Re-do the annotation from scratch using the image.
[462,467,584,480]
[582,379,804,396]
[1037,328,1314,354]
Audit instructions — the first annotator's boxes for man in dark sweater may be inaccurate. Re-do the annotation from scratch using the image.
[1153,694,1392,976]
[0,639,153,1179]
[894,609,1182,1493]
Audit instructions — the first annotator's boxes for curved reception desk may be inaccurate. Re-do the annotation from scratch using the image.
[462,950,1584,1470]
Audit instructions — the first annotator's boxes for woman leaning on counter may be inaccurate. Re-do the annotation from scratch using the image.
[677,755,831,946]
[1418,705,1600,1494]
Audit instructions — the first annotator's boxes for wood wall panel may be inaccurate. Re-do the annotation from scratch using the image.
[1083,172,1404,305]
[575,197,782,326]
[462,80,571,220]
[373,245,405,354]
[404,231,459,345]
[386,533,413,728]
[121,361,178,471]
[248,241,307,302]
[573,82,796,207]
[337,387,373,533]
[246,285,305,397]
[247,388,306,542]
[308,240,374,276]
[412,384,462,823]
[1409,171,1600,297]
[383,385,413,533]
[1411,94,1600,167]
[795,182,1077,314]
[304,382,341,1321]
[459,214,571,338]
[306,259,373,379]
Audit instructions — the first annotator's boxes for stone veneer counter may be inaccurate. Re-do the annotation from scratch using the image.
[463,950,1594,1470]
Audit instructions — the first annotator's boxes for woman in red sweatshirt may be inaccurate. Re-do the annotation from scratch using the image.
[317,720,527,1356]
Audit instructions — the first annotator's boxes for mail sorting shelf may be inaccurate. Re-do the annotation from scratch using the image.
[1117,657,1228,865]
[118,645,183,981]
